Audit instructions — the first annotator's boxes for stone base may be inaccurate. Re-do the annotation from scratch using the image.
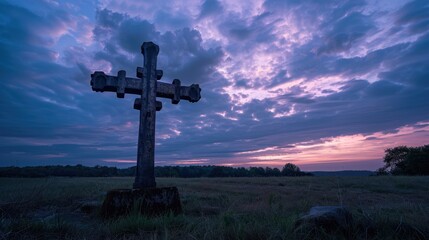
[100,187,182,218]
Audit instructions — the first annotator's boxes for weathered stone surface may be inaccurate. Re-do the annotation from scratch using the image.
[79,200,101,214]
[134,42,159,189]
[90,70,201,102]
[295,206,353,233]
[90,42,201,190]
[100,187,182,218]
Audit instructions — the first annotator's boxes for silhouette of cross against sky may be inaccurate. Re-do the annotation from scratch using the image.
[0,0,428,171]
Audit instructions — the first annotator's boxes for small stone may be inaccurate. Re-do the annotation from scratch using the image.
[100,187,182,218]
[79,201,101,214]
[295,206,353,233]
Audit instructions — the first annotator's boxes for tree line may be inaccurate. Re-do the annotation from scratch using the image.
[3,144,425,178]
[0,163,312,178]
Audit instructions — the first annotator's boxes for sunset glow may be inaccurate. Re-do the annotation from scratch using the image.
[0,0,428,170]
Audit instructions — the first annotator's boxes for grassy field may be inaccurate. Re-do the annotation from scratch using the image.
[0,176,428,239]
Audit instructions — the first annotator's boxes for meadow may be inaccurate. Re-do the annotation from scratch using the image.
[0,176,428,239]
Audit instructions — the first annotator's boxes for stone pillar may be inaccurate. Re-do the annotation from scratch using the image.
[133,42,159,189]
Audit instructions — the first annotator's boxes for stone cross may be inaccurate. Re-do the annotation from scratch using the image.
[90,42,201,189]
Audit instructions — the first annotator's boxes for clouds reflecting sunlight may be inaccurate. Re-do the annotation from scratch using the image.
[1,0,428,170]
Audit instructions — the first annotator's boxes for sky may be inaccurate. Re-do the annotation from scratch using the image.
[0,0,428,171]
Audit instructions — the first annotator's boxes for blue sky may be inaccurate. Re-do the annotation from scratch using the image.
[0,0,428,170]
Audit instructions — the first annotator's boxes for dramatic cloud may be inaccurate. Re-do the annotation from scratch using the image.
[0,0,428,170]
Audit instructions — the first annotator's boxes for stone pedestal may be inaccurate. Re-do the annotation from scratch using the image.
[100,187,182,218]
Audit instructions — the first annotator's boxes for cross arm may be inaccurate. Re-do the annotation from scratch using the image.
[157,80,201,104]
[90,71,201,103]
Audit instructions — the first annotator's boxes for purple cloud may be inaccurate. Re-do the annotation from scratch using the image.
[0,0,428,170]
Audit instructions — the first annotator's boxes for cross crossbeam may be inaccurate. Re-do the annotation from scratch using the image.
[90,42,201,189]
[90,71,201,103]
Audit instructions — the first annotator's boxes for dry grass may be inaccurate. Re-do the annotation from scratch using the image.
[0,176,428,239]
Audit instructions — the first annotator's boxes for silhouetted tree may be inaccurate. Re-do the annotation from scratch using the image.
[265,167,282,177]
[249,167,266,177]
[378,145,429,175]
[282,163,300,176]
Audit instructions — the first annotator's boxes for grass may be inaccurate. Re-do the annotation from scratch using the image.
[0,176,428,239]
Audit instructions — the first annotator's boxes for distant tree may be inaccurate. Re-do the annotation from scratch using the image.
[209,166,226,177]
[375,168,388,176]
[249,167,266,177]
[378,145,429,175]
[282,163,303,176]
[379,146,410,173]
[265,167,282,177]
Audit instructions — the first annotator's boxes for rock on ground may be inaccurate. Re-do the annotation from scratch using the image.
[295,206,353,233]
